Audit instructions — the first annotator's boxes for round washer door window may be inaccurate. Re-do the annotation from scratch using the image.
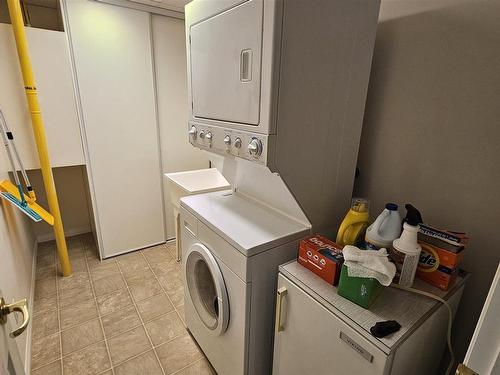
[184,243,229,336]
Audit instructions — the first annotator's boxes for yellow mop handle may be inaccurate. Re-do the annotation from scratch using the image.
[7,0,72,277]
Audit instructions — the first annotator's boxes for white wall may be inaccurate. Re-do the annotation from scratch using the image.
[151,15,208,239]
[355,0,500,368]
[0,24,84,169]
[0,21,81,373]
[0,170,36,372]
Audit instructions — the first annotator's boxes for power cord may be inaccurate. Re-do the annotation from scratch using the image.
[390,284,455,375]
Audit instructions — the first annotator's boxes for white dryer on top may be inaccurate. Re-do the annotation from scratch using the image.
[185,0,381,234]
[180,190,309,375]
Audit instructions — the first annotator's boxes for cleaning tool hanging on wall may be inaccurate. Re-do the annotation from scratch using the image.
[0,109,54,224]
[6,0,72,277]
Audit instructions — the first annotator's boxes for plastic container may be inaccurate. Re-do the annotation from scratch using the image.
[337,264,383,308]
[336,198,370,246]
[390,222,422,287]
[365,203,402,249]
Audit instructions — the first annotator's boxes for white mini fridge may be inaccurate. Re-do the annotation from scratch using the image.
[273,262,466,375]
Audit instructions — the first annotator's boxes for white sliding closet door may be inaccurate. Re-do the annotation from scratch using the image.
[64,1,165,257]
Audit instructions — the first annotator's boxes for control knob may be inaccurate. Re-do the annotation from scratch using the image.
[199,130,205,139]
[234,137,242,149]
[248,138,263,157]
[223,135,231,146]
[205,131,213,144]
[188,125,197,140]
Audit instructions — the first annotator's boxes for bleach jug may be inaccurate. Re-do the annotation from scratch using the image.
[365,203,402,249]
[336,198,370,246]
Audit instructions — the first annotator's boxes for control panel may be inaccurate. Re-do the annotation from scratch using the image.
[188,122,267,165]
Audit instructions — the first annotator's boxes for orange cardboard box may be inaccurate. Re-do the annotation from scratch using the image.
[297,235,344,285]
[417,242,465,290]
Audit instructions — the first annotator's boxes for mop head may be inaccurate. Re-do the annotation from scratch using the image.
[0,191,41,222]
[0,180,54,225]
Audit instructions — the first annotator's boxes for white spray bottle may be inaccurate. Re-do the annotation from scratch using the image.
[389,205,422,287]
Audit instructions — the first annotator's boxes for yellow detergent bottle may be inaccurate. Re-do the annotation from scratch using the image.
[336,198,370,246]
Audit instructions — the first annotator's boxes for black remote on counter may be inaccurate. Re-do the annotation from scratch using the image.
[370,320,402,338]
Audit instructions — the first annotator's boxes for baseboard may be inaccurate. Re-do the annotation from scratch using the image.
[24,238,37,373]
[36,225,91,243]
[103,240,166,259]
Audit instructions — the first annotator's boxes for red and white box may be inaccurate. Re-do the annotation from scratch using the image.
[298,235,344,285]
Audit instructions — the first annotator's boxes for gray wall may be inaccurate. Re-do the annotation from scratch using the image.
[355,0,500,366]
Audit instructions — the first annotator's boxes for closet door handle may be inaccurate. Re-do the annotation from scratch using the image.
[275,287,287,332]
[240,49,252,82]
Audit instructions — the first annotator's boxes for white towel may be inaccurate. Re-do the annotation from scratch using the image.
[342,245,396,286]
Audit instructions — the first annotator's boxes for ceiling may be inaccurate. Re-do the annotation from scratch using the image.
[23,0,190,13]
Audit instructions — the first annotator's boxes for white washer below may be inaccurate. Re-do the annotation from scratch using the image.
[180,190,310,375]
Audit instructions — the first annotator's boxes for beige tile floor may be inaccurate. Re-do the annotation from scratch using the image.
[31,233,215,375]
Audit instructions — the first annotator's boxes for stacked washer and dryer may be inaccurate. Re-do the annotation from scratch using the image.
[179,0,381,374]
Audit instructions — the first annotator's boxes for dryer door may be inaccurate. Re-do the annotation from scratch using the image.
[189,0,263,126]
[184,242,229,336]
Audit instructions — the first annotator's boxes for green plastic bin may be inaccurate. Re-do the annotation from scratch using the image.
[337,264,383,309]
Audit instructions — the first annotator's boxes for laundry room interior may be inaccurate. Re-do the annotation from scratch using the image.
[0,0,499,374]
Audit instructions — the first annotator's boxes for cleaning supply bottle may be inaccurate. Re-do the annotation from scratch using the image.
[365,203,402,249]
[336,198,370,246]
[402,203,423,230]
[389,205,423,287]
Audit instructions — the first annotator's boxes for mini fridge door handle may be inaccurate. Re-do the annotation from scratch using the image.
[275,287,287,332]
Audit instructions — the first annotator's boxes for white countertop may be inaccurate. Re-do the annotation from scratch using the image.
[181,190,310,256]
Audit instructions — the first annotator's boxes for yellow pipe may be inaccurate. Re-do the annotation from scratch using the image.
[7,0,72,277]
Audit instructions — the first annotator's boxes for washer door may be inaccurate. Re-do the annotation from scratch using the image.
[184,243,229,336]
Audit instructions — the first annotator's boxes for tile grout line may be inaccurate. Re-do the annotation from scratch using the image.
[54,245,64,375]
[111,348,153,369]
[34,265,175,356]
[170,357,208,375]
[157,243,214,374]
[83,238,116,375]
[40,284,173,337]
[60,338,108,360]
[140,247,185,321]
[31,358,63,373]
[100,335,191,371]
[61,307,179,347]
[141,245,185,323]
[31,246,63,373]
[103,309,178,341]
[114,250,167,375]
[34,238,202,374]
[32,244,62,372]
[140,245,205,373]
